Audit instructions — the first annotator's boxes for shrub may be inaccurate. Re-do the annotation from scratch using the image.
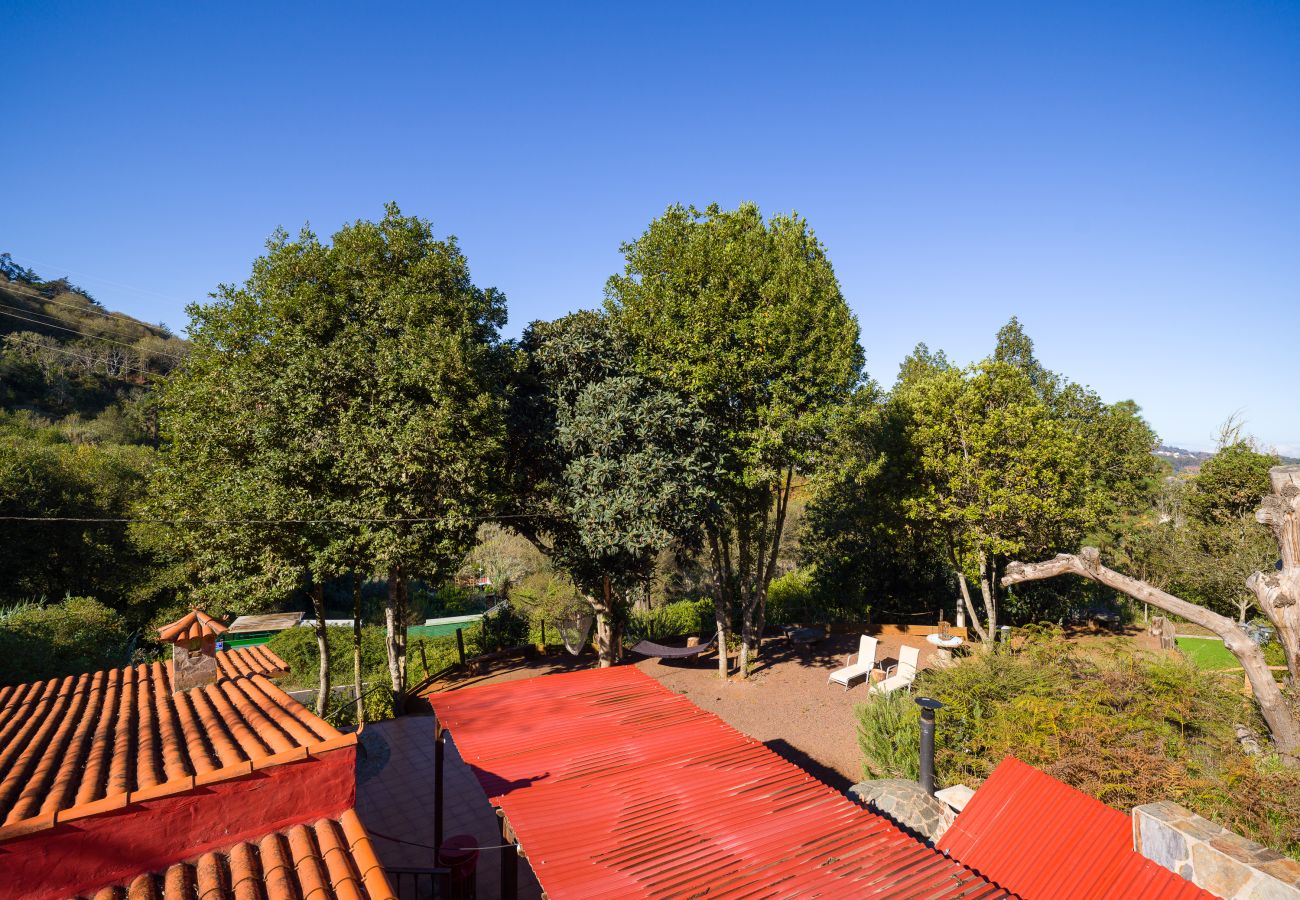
[856,689,921,779]
[266,624,389,689]
[470,603,528,655]
[856,625,1300,859]
[0,596,132,685]
[627,598,713,642]
[767,569,814,627]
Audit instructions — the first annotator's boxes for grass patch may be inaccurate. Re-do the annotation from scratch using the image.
[1176,636,1239,670]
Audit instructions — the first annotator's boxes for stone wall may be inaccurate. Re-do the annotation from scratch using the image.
[1134,801,1300,898]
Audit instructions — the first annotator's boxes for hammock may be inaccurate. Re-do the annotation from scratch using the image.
[556,613,594,656]
[630,632,719,659]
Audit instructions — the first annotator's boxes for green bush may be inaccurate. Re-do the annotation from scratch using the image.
[767,569,814,627]
[856,689,921,779]
[856,625,1300,859]
[627,598,713,641]
[0,596,132,685]
[326,682,395,727]
[470,604,528,655]
[266,624,389,689]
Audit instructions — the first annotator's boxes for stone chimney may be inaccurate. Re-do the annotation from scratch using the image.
[1134,801,1300,898]
[158,609,228,692]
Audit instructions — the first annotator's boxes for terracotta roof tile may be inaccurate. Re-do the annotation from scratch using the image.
[0,659,347,834]
[158,609,228,643]
[216,644,290,679]
[72,811,395,900]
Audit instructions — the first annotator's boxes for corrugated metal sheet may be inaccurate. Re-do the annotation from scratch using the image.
[936,757,1217,899]
[430,666,1007,899]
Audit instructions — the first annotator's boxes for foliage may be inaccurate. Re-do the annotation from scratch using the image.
[327,683,395,727]
[458,523,545,598]
[626,598,714,642]
[0,424,157,614]
[146,204,508,613]
[471,603,529,656]
[1116,441,1280,622]
[267,625,390,689]
[856,688,921,779]
[508,310,721,664]
[811,321,1157,638]
[857,629,1300,857]
[606,202,865,669]
[0,596,133,685]
[766,568,817,627]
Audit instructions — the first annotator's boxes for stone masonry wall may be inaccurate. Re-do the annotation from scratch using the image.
[1134,801,1300,899]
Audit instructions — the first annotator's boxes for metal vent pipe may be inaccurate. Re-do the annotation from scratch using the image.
[915,696,944,796]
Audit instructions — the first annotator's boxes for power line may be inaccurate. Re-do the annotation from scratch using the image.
[3,253,185,304]
[0,513,543,525]
[0,278,165,329]
[0,304,187,362]
[1,333,155,379]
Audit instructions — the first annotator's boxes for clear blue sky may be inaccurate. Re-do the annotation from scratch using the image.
[4,2,1297,453]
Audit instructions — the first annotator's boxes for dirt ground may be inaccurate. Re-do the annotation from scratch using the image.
[420,631,966,792]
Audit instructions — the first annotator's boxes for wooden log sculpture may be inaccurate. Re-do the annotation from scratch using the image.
[1003,466,1300,763]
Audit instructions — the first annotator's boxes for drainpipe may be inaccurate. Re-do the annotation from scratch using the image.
[916,697,944,796]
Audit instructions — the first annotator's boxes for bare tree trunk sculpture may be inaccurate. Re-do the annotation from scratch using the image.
[1002,545,1300,762]
[1247,465,1300,683]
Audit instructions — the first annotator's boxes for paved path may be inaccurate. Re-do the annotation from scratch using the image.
[353,715,542,899]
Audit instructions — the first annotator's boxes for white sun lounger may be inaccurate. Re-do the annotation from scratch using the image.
[871,644,921,694]
[828,635,879,690]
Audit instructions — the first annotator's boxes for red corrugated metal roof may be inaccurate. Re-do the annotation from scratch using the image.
[936,757,1217,899]
[430,666,1008,899]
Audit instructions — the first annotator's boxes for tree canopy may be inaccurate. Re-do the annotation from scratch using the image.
[605,202,864,674]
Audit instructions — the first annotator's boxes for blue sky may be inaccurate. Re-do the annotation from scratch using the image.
[3,2,1297,453]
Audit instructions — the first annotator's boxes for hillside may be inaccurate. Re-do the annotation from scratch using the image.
[1158,444,1299,474]
[0,253,186,433]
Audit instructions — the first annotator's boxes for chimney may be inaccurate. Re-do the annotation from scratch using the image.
[158,609,228,691]
[915,696,944,796]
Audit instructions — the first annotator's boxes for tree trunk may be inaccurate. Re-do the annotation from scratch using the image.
[311,582,330,717]
[978,551,998,640]
[1003,546,1300,763]
[591,575,619,668]
[1247,465,1300,683]
[384,566,407,714]
[947,535,988,642]
[352,573,365,726]
[707,529,731,679]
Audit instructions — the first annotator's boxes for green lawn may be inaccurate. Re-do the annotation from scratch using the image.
[1176,636,1239,670]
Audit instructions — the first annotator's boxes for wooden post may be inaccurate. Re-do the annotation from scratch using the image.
[499,811,518,900]
[434,720,444,865]
[456,627,466,668]
[419,641,429,679]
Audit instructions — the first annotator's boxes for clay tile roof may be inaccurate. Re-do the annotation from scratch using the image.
[158,609,228,643]
[0,661,351,836]
[937,756,1216,899]
[430,666,1008,899]
[72,809,395,900]
[216,644,291,680]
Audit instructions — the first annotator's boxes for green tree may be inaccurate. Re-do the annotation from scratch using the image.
[146,204,506,710]
[0,424,155,614]
[509,312,720,666]
[892,323,1157,641]
[606,203,864,676]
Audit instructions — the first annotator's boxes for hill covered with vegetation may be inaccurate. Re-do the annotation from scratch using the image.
[0,253,186,438]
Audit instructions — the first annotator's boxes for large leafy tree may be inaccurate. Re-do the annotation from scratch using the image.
[605,203,864,676]
[892,321,1157,641]
[147,205,506,709]
[508,312,719,666]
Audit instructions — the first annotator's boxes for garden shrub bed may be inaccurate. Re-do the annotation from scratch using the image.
[856,625,1300,859]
